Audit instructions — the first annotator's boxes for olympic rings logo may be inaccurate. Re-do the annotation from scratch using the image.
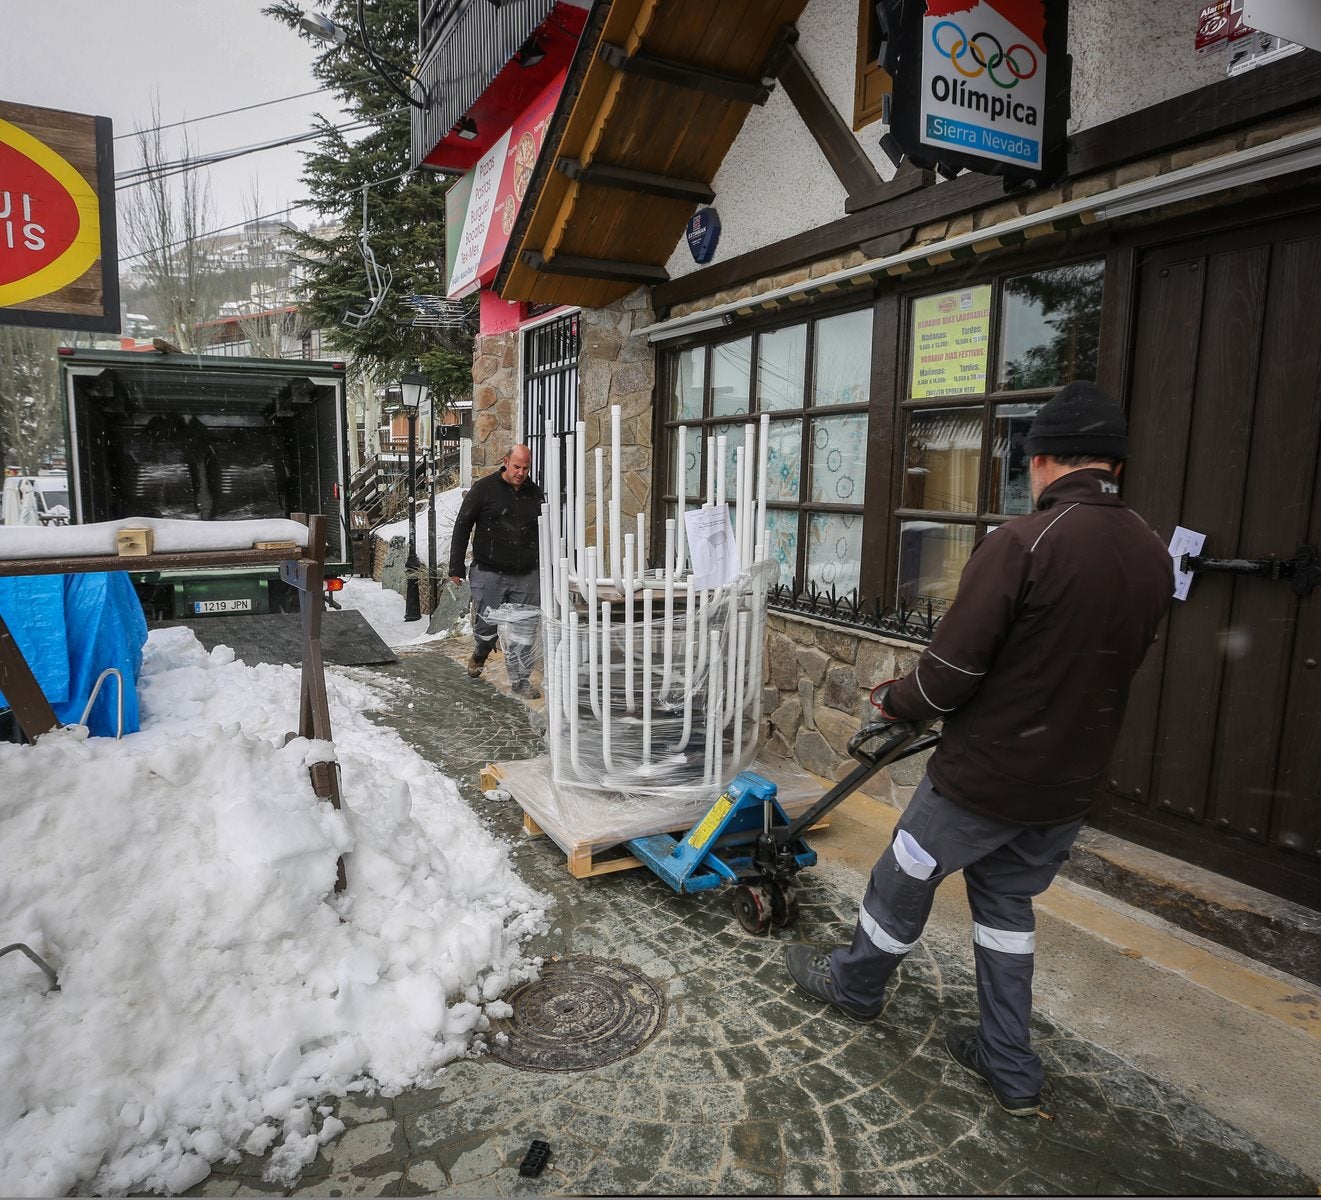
[931,20,1038,88]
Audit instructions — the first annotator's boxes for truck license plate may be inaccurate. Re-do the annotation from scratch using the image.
[194,598,253,614]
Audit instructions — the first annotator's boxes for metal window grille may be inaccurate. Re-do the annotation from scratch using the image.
[522,312,581,494]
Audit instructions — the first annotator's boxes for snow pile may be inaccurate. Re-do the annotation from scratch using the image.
[0,627,548,1196]
[335,577,456,649]
[372,486,467,557]
[0,516,310,560]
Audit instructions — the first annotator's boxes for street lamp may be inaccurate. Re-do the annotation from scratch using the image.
[298,4,431,108]
[400,364,429,622]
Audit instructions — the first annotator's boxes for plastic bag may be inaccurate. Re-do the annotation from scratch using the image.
[485,602,545,679]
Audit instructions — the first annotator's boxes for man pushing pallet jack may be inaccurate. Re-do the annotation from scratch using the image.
[643,384,1174,1120]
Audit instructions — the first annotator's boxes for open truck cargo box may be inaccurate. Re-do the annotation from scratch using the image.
[60,349,351,620]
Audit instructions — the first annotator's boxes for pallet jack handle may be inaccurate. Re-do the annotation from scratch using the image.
[778,721,941,845]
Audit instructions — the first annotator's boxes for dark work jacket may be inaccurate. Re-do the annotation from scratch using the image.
[447,468,544,579]
[886,469,1173,827]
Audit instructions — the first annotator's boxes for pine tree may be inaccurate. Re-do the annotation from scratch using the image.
[264,0,472,406]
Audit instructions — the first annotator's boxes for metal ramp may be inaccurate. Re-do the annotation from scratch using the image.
[151,609,397,667]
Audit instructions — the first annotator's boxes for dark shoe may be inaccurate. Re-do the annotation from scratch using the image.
[514,679,542,700]
[944,1025,1041,1116]
[783,943,880,1022]
[467,651,489,678]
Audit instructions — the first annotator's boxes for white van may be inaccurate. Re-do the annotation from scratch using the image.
[1,472,71,526]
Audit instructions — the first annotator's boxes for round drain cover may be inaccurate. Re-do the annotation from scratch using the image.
[488,956,666,1073]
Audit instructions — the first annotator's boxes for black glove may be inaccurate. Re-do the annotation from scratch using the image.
[868,678,901,722]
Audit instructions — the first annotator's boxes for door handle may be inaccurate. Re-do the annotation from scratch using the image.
[1179,545,1319,597]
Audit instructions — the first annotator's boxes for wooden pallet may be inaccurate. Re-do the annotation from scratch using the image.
[482,757,831,880]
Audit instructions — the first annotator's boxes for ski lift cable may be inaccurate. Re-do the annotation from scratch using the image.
[120,169,429,262]
[113,89,332,140]
[119,204,315,264]
[113,116,396,189]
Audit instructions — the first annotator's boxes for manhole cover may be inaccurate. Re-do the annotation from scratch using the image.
[488,956,666,1072]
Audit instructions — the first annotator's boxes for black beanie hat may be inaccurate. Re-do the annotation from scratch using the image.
[1024,380,1128,460]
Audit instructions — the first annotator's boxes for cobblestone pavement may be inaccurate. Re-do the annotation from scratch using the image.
[187,644,1316,1198]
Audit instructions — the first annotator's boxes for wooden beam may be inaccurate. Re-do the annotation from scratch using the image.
[1068,52,1321,178]
[776,42,882,203]
[845,160,935,214]
[556,156,715,203]
[597,41,772,104]
[651,170,1006,311]
[0,612,60,740]
[521,250,669,284]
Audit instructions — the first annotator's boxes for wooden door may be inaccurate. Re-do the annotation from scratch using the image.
[1099,213,1321,908]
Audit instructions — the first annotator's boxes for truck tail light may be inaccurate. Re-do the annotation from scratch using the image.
[325,577,345,592]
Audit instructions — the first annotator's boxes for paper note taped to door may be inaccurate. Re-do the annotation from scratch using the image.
[1168,525,1206,601]
[685,504,738,590]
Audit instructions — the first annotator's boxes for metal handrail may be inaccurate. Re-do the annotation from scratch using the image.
[78,667,124,739]
[0,942,60,991]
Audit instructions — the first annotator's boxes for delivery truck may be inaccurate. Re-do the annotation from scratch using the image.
[58,347,352,619]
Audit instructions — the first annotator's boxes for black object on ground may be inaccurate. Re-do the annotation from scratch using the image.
[518,1140,551,1177]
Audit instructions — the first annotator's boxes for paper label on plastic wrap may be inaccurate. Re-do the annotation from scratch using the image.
[685,504,738,589]
[688,794,733,850]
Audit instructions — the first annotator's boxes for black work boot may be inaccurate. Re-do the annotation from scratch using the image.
[467,646,491,678]
[944,1025,1042,1116]
[784,943,880,1022]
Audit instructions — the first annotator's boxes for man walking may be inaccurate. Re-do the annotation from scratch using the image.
[448,444,544,698]
[784,381,1173,1116]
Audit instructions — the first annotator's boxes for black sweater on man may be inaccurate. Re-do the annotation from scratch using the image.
[886,469,1173,827]
[447,466,545,580]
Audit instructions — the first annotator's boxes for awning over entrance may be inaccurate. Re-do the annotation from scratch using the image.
[495,0,808,310]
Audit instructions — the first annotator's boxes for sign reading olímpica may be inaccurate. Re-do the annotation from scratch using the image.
[0,100,118,332]
[882,0,1069,189]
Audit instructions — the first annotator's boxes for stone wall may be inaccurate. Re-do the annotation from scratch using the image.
[762,611,929,802]
[470,329,518,477]
[577,289,657,549]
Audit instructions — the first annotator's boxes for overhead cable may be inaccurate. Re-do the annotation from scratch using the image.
[113,116,400,191]
[113,89,330,140]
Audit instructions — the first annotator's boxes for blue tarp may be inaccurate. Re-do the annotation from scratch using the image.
[0,572,148,736]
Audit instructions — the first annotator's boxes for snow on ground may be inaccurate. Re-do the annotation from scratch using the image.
[372,486,467,556]
[0,627,548,1197]
[335,577,465,649]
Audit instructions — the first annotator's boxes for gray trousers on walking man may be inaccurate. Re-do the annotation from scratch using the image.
[469,563,540,685]
[831,775,1083,1099]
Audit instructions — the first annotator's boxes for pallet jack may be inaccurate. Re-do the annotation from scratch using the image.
[626,720,939,934]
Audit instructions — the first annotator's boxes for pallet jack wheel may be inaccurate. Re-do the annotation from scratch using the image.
[731,884,773,936]
[769,880,801,928]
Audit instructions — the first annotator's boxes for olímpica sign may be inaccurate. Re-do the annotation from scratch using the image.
[876,0,1071,190]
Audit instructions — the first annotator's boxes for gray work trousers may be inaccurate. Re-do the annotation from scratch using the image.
[469,563,540,684]
[831,773,1083,1099]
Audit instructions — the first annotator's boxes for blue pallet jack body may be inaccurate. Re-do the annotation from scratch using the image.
[625,721,941,934]
[626,770,817,894]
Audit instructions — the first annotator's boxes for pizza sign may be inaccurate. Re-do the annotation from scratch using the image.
[0,101,117,331]
[445,74,564,300]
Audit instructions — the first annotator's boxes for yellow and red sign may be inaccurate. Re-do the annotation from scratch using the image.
[0,101,117,331]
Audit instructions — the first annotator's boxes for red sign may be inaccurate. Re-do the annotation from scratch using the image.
[1196,0,1252,55]
[446,74,564,299]
[0,100,117,331]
